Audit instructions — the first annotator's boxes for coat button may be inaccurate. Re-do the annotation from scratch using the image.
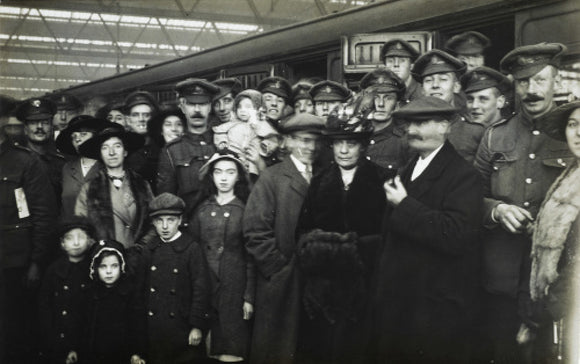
[217,246,224,253]
[204,155,210,159]
[60,333,65,339]
[211,211,216,217]
[81,284,85,289]
[224,212,230,218]
[200,141,207,145]
[148,311,154,317]
[169,312,175,318]
[173,268,179,274]
[557,158,566,166]
[62,310,67,316]
[184,163,190,167]
[387,164,393,169]
[151,265,157,271]
[170,289,176,295]
[493,166,499,171]
[370,140,375,145]
[532,130,540,135]
[366,156,371,160]
[150,287,156,293]
[523,201,530,207]
[63,285,69,290]
[529,153,535,160]
[525,178,532,184]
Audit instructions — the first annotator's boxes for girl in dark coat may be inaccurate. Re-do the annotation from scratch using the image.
[295,101,388,364]
[190,150,255,362]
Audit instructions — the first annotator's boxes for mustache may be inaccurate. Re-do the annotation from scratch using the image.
[189,113,205,118]
[522,94,544,102]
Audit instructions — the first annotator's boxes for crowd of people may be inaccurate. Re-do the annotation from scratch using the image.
[0,30,579,364]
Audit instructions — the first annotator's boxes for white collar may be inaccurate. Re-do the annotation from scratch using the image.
[290,154,309,173]
[161,231,182,243]
[411,143,444,181]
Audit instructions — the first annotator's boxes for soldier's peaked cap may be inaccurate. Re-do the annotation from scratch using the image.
[257,76,292,100]
[445,31,491,56]
[411,49,467,82]
[500,42,567,80]
[461,66,511,94]
[15,98,57,122]
[309,80,351,102]
[382,39,420,62]
[175,78,220,103]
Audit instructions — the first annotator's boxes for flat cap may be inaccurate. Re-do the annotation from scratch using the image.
[281,113,325,134]
[536,101,580,142]
[123,91,158,113]
[382,39,420,62]
[310,80,351,102]
[411,49,467,82]
[175,78,220,103]
[393,96,459,123]
[461,66,511,94]
[54,94,83,111]
[500,42,567,80]
[15,98,57,122]
[445,31,491,56]
[213,78,243,101]
[257,76,292,100]
[359,68,406,98]
[149,192,186,217]
[292,82,314,103]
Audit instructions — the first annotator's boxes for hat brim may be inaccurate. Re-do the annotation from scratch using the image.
[536,101,580,142]
[22,113,54,122]
[78,130,145,160]
[55,118,106,155]
[322,130,372,140]
[198,153,248,181]
[149,209,184,217]
[261,88,290,100]
[282,126,324,135]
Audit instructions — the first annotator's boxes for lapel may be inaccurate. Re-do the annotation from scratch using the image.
[282,157,308,198]
[404,141,454,200]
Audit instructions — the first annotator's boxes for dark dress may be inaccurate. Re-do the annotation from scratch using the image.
[295,159,388,364]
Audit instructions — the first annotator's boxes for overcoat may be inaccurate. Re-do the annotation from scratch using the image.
[190,196,255,359]
[374,141,483,363]
[366,123,411,172]
[243,157,309,364]
[61,158,100,219]
[295,160,387,363]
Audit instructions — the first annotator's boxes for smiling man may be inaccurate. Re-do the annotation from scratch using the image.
[212,78,243,125]
[257,76,292,128]
[157,78,219,216]
[461,66,511,127]
[473,42,574,364]
[123,91,158,135]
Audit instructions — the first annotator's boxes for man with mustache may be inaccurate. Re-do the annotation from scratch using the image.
[461,66,511,127]
[473,43,574,363]
[310,80,351,118]
[157,78,219,216]
[211,78,243,125]
[359,68,411,171]
[257,76,293,129]
[16,98,66,212]
[412,49,485,163]
[382,39,423,103]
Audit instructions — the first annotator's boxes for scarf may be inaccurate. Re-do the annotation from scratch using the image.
[530,160,580,301]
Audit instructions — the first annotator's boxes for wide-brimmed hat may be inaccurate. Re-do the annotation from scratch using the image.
[198,149,248,181]
[78,122,144,160]
[536,101,580,142]
[55,115,108,155]
[322,97,374,140]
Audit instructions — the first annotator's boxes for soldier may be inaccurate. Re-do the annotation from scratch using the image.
[292,81,315,115]
[461,66,511,127]
[257,76,293,128]
[359,68,411,171]
[212,77,243,125]
[412,49,485,162]
[1,95,57,364]
[445,31,491,71]
[15,98,67,211]
[310,80,351,118]
[382,39,423,102]
[52,94,83,136]
[473,42,573,363]
[157,78,219,216]
[123,90,158,135]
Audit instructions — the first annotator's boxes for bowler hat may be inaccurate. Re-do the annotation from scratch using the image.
[78,122,144,160]
[55,115,108,155]
[500,42,567,80]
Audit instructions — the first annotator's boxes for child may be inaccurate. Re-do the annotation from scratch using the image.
[83,239,146,364]
[137,192,210,364]
[190,150,256,363]
[38,216,95,364]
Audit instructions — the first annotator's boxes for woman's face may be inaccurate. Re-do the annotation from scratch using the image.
[107,109,126,127]
[71,128,94,152]
[97,254,121,287]
[332,139,363,170]
[161,115,184,143]
[212,160,239,194]
[100,136,126,169]
[565,108,580,160]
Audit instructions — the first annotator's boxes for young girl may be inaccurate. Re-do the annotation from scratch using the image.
[82,239,146,364]
[190,150,255,363]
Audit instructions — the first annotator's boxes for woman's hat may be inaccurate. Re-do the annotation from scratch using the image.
[322,96,374,140]
[198,149,248,181]
[536,101,580,142]
[55,115,108,155]
[89,239,126,280]
[78,122,145,160]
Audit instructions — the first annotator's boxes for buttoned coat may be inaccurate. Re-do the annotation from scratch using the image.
[135,231,210,364]
[26,141,67,212]
[190,196,255,358]
[243,157,309,364]
[366,123,412,172]
[474,111,573,297]
[61,158,100,219]
[374,141,483,362]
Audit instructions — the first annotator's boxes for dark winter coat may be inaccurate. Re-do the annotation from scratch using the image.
[61,158,100,219]
[136,231,210,364]
[366,123,412,172]
[243,157,310,364]
[38,256,91,363]
[374,141,483,363]
[75,166,153,247]
[191,196,255,358]
[296,160,388,363]
[84,275,146,364]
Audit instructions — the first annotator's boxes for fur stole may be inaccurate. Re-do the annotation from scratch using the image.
[86,167,151,242]
[530,160,580,301]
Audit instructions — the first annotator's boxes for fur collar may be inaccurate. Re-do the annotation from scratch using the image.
[530,160,580,300]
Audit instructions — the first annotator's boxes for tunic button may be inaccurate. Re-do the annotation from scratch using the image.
[148,311,154,317]
[170,289,176,295]
[217,246,224,253]
[173,268,179,274]
[63,285,69,290]
[525,178,532,184]
[150,287,156,293]
[387,165,393,169]
[366,156,371,160]
[523,201,530,207]
[60,333,65,339]
[184,163,190,167]
[169,312,175,318]
[2,177,6,181]
[211,211,216,217]
[224,212,230,218]
[557,158,566,166]
[370,140,375,145]
[204,155,210,160]
[528,153,535,160]
[62,310,67,316]
[493,166,499,171]
[200,141,207,145]
[151,265,157,271]
[532,130,540,136]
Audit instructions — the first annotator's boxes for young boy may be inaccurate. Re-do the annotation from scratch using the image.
[38,216,95,364]
[137,192,210,364]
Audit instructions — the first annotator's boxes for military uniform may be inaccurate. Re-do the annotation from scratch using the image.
[381,39,422,103]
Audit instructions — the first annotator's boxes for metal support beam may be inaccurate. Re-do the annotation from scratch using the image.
[210,21,225,45]
[2,8,31,48]
[246,0,263,24]
[155,17,182,57]
[314,0,328,16]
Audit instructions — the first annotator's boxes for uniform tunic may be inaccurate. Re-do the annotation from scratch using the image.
[191,196,255,359]
[448,113,486,164]
[366,122,411,172]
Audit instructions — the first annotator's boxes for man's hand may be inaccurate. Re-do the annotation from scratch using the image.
[188,328,202,346]
[26,262,40,288]
[384,176,407,206]
[492,203,534,234]
[243,301,254,320]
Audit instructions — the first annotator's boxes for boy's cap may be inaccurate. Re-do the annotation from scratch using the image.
[148,192,186,217]
[57,215,96,240]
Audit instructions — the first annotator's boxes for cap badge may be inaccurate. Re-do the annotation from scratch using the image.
[377,76,385,84]
[194,86,203,93]
[516,55,547,66]
[431,55,444,65]
[32,99,41,107]
[325,86,332,94]
[467,36,477,45]
[274,81,281,89]
[395,42,402,50]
